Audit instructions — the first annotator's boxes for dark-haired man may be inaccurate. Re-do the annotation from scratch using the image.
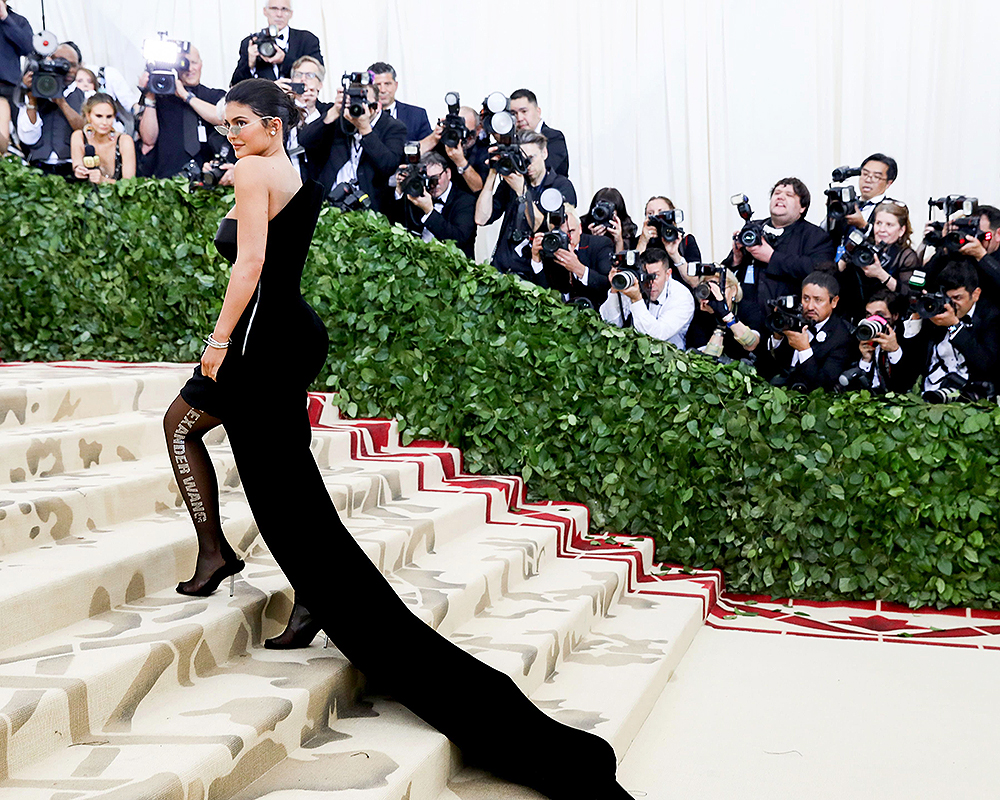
[298,79,406,213]
[392,151,476,258]
[231,1,323,85]
[755,270,853,392]
[510,89,568,177]
[854,289,913,393]
[901,259,1000,399]
[369,61,431,141]
[725,177,836,334]
[16,41,85,176]
[843,152,898,229]
[474,129,576,280]
[527,204,614,308]
[958,204,1000,302]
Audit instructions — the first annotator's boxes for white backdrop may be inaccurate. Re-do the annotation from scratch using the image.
[13,0,1000,261]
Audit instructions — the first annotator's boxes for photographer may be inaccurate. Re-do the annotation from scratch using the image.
[599,248,694,349]
[685,268,760,358]
[392,151,476,258]
[528,203,613,305]
[901,259,1000,401]
[836,200,920,319]
[851,289,914,394]
[277,55,329,182]
[510,88,568,178]
[369,61,431,141]
[231,1,323,85]
[421,104,488,195]
[298,78,406,213]
[754,270,853,392]
[726,177,836,335]
[136,46,225,179]
[0,1,33,154]
[958,204,1000,302]
[16,41,85,176]
[842,153,898,230]
[581,188,638,252]
[474,130,576,280]
[637,196,702,290]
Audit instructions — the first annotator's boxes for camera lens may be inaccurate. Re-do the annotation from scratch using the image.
[611,271,636,291]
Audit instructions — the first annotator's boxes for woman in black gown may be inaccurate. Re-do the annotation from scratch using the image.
[162,79,632,800]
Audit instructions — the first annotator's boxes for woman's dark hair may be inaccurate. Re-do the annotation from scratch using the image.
[580,187,638,248]
[224,78,304,146]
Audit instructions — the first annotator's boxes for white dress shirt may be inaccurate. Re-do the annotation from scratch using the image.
[253,27,289,80]
[16,84,78,157]
[335,108,382,186]
[599,280,695,349]
[769,314,831,366]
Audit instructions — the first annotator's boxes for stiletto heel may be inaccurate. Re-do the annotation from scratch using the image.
[176,558,245,597]
[264,601,323,649]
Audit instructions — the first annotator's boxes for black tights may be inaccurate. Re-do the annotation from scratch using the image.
[163,396,239,592]
[163,390,628,799]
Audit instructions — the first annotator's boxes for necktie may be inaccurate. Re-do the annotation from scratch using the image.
[183,94,201,158]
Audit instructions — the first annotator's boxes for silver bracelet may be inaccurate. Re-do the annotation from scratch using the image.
[204,334,230,349]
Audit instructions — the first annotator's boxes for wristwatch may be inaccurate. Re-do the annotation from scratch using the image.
[457,163,469,175]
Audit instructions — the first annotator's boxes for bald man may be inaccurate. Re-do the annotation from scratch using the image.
[137,45,228,178]
[231,0,323,85]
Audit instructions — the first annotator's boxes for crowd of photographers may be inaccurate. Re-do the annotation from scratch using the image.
[3,1,999,404]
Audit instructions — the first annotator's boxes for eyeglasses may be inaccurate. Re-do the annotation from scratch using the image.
[878,197,908,210]
[266,6,292,14]
[292,70,320,82]
[860,168,888,180]
[214,116,275,138]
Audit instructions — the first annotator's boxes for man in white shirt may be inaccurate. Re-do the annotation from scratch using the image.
[231,1,323,86]
[17,41,85,176]
[600,248,695,349]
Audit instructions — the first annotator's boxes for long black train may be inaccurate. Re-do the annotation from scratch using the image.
[166,179,633,800]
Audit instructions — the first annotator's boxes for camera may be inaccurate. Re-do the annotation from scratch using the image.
[824,184,860,234]
[924,195,982,252]
[539,187,569,258]
[440,91,469,149]
[649,209,684,243]
[831,165,861,184]
[854,313,890,341]
[610,250,651,292]
[591,200,616,226]
[329,180,371,211]
[398,141,435,199]
[765,295,812,334]
[835,365,873,393]
[922,374,995,404]
[252,25,281,60]
[289,82,306,95]
[731,193,767,248]
[910,290,954,319]
[342,71,374,118]
[686,262,726,301]
[143,32,191,96]
[201,145,232,188]
[843,228,889,269]
[22,31,71,101]
[481,92,529,176]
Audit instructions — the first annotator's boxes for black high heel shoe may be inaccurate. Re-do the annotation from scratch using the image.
[176,558,245,598]
[264,600,326,649]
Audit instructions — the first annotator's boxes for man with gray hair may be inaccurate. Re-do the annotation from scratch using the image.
[231,0,323,85]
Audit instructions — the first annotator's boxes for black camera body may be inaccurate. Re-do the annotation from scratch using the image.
[342,71,374,118]
[910,290,954,319]
[23,30,73,101]
[252,25,281,59]
[825,184,860,235]
[835,365,873,393]
[686,262,726,301]
[610,250,651,292]
[922,374,995,404]
[843,228,889,269]
[143,32,191,96]
[731,194,767,248]
[765,295,813,334]
[329,180,371,211]
[591,200,616,226]
[649,209,684,242]
[480,92,529,176]
[539,187,569,258]
[924,195,982,252]
[398,141,436,199]
[201,144,232,188]
[831,165,862,183]
[440,91,469,149]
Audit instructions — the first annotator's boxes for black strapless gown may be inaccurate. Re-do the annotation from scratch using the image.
[179,180,627,799]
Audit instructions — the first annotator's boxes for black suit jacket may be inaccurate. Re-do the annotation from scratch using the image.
[298,111,407,213]
[539,234,614,307]
[391,101,432,141]
[755,314,853,392]
[231,27,323,85]
[392,184,477,258]
[541,123,569,177]
[900,300,1000,390]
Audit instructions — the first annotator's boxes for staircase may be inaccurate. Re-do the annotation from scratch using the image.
[0,362,720,800]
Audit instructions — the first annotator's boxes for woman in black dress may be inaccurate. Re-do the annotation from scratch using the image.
[162,79,631,800]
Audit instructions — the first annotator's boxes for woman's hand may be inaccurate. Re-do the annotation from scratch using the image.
[201,345,227,381]
[88,169,102,185]
[861,253,888,281]
[607,212,624,252]
[73,164,91,180]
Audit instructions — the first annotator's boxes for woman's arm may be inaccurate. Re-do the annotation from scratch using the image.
[214,157,269,341]
[119,134,136,179]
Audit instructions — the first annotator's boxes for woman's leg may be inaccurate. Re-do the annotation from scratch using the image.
[163,395,240,593]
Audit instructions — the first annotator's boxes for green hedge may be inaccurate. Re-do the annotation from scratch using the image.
[3,158,999,609]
